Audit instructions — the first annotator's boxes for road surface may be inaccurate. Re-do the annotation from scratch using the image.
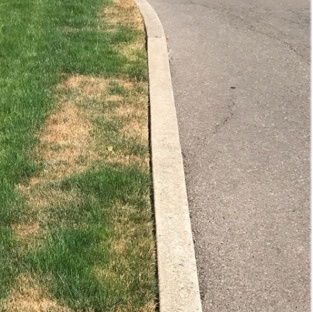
[146,0,310,311]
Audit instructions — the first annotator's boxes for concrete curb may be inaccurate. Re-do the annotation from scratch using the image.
[135,1,203,311]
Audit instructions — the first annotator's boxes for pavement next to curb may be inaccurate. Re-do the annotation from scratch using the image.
[135,0,203,311]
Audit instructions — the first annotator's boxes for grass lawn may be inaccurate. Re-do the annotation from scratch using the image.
[0,0,156,311]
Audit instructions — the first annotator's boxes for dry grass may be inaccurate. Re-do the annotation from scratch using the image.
[11,223,40,241]
[17,71,149,221]
[38,101,95,179]
[22,186,81,211]
[119,40,146,62]
[123,117,148,142]
[105,152,149,168]
[113,103,148,143]
[1,275,72,312]
[59,75,109,98]
[112,301,156,312]
[103,0,144,32]
[21,73,148,186]
[85,200,155,311]
[6,0,154,310]
[103,0,146,64]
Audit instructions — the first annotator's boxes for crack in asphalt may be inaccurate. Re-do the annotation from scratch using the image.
[247,25,309,63]
[195,99,236,158]
[212,100,236,135]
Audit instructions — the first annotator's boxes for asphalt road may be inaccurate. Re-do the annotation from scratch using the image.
[146,0,310,311]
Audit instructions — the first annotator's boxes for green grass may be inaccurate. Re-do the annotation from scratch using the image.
[0,0,155,310]
[26,167,152,309]
[0,0,141,216]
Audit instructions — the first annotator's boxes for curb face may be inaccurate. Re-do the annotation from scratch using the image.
[135,1,203,311]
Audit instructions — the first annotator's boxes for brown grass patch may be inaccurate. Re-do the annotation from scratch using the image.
[107,94,124,103]
[19,71,148,196]
[112,99,148,143]
[116,79,135,91]
[59,75,109,98]
[1,275,72,312]
[103,0,144,32]
[19,185,82,214]
[113,102,136,118]
[112,301,156,312]
[119,40,146,62]
[17,72,149,220]
[123,117,148,143]
[30,75,111,184]
[37,100,96,181]
[111,240,127,254]
[103,0,146,64]
[12,223,40,240]
[105,152,148,168]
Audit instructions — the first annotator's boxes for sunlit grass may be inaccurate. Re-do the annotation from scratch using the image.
[0,0,155,310]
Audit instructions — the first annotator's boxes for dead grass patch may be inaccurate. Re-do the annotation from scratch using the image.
[107,94,124,103]
[119,39,146,62]
[94,235,155,312]
[112,102,137,118]
[11,223,40,240]
[112,98,148,143]
[19,185,81,213]
[112,301,156,312]
[105,152,148,168]
[29,75,111,184]
[59,75,109,98]
[102,0,146,64]
[1,275,72,312]
[102,0,144,32]
[123,117,148,143]
[37,100,96,181]
[17,72,149,223]
[115,79,135,91]
[19,72,148,193]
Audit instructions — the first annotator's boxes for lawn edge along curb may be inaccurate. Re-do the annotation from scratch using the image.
[135,0,203,311]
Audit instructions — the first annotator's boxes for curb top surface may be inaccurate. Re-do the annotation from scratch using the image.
[135,0,203,311]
